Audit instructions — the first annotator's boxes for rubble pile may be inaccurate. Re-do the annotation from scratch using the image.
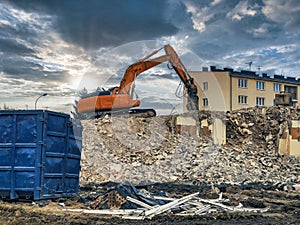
[225,106,298,150]
[80,107,300,186]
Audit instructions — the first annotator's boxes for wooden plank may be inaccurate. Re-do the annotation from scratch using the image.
[144,192,199,218]
[152,196,174,201]
[62,208,144,215]
[62,209,84,213]
[196,198,269,213]
[126,196,153,209]
[153,194,227,207]
[196,198,235,211]
[194,205,211,214]
[122,215,145,220]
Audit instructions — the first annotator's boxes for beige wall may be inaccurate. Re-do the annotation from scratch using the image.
[279,121,300,157]
[231,77,276,110]
[212,118,226,145]
[232,78,300,110]
[290,137,300,156]
[290,121,300,157]
[189,71,230,111]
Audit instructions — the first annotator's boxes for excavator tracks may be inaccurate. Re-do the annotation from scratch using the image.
[77,108,156,120]
[128,108,156,117]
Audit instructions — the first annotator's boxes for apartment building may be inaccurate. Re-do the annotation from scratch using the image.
[189,66,300,111]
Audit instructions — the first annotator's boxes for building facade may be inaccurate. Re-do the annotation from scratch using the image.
[189,66,300,111]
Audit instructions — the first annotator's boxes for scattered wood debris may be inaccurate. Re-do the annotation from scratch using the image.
[63,183,269,220]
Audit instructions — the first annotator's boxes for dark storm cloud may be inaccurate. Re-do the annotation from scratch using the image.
[0,1,51,78]
[1,56,41,76]
[262,0,300,30]
[175,0,300,71]
[9,0,179,49]
[0,3,43,38]
[0,37,35,55]
[1,56,70,83]
[166,1,258,58]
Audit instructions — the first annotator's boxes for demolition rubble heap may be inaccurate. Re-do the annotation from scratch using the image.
[80,107,300,186]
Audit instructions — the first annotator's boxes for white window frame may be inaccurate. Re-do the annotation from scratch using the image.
[203,98,208,107]
[256,81,265,90]
[203,82,208,91]
[238,95,247,104]
[238,79,247,88]
[256,97,265,106]
[274,83,281,92]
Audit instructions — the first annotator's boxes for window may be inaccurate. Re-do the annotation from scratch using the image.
[274,83,281,92]
[238,79,247,88]
[284,85,297,100]
[203,82,208,91]
[256,97,265,106]
[238,95,247,104]
[203,98,208,107]
[256,81,265,90]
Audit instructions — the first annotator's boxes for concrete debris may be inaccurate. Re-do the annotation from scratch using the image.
[80,107,300,186]
[225,106,295,151]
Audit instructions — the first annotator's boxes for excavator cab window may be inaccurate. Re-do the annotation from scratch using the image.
[108,87,119,94]
[98,91,111,96]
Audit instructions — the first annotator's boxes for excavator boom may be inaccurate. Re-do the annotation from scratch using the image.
[118,54,170,95]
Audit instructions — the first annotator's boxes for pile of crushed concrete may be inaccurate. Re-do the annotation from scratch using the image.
[225,106,298,150]
[80,107,300,187]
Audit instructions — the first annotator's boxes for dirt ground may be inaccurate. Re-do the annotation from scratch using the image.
[0,182,299,225]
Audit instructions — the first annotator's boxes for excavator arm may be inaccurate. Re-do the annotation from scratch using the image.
[117,44,199,110]
[118,54,170,95]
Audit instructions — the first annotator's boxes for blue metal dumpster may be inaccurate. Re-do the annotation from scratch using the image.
[0,110,82,200]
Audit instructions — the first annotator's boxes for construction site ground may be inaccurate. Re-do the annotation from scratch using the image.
[0,107,300,224]
[0,182,299,224]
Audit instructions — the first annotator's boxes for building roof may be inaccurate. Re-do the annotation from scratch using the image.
[210,66,300,86]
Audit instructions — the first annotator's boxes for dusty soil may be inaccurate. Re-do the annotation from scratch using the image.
[0,182,299,225]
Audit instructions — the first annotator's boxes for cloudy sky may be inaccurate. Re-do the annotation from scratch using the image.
[1,0,300,114]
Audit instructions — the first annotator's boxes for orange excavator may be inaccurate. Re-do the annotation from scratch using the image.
[76,44,199,119]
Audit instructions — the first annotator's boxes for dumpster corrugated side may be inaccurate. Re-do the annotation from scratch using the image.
[0,110,82,200]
